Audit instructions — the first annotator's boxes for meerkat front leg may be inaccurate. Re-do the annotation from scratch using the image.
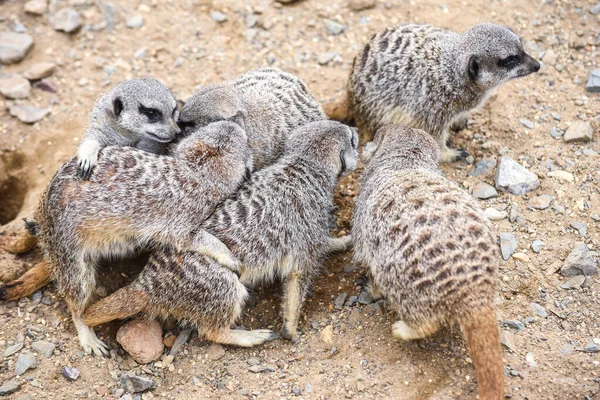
[280,267,311,341]
[67,299,110,357]
[76,138,102,179]
[190,230,241,277]
[439,128,469,163]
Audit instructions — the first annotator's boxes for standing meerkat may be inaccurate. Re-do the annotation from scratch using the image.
[178,68,327,170]
[346,23,540,162]
[1,121,252,356]
[352,125,503,399]
[82,120,359,342]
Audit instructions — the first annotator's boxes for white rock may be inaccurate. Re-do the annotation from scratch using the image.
[495,156,540,195]
[0,75,31,98]
[484,208,507,221]
[547,170,574,183]
[24,0,47,15]
[23,62,56,80]
[563,121,593,142]
[0,32,34,64]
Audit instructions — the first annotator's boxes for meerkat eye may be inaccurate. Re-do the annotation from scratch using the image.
[139,105,163,123]
[498,55,519,69]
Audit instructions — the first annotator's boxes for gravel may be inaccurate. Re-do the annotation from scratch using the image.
[495,156,539,195]
[563,121,593,142]
[120,374,157,393]
[530,194,553,210]
[126,15,144,29]
[531,240,544,253]
[50,8,82,33]
[0,75,31,99]
[0,380,21,396]
[23,62,56,80]
[520,119,535,129]
[24,0,47,15]
[318,52,338,65]
[210,11,228,23]
[484,208,507,221]
[560,243,598,277]
[9,105,50,124]
[4,342,23,357]
[560,275,585,290]
[0,32,34,64]
[570,222,587,238]
[334,293,347,310]
[472,182,498,199]
[504,320,525,331]
[530,302,548,318]
[499,232,517,260]
[31,340,55,358]
[60,366,80,381]
[468,156,497,176]
[586,69,600,92]
[14,352,36,375]
[323,19,345,35]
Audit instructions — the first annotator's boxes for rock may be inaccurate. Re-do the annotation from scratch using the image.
[357,290,374,305]
[120,374,157,393]
[592,3,600,14]
[504,320,525,331]
[317,52,338,65]
[560,243,598,277]
[334,293,347,310]
[499,232,517,260]
[520,119,534,129]
[586,69,600,92]
[60,366,80,381]
[542,49,557,66]
[571,222,587,238]
[547,170,574,183]
[14,352,36,375]
[484,208,507,221]
[305,383,314,393]
[37,78,57,93]
[116,319,164,364]
[349,0,376,11]
[0,32,34,64]
[560,275,585,290]
[531,240,544,253]
[584,343,600,353]
[495,156,539,195]
[500,330,516,352]
[23,62,56,80]
[96,386,109,396]
[31,340,55,358]
[168,328,191,356]
[9,105,50,124]
[530,302,548,318]
[5,343,23,357]
[205,344,225,361]
[472,182,498,199]
[24,0,47,15]
[0,380,21,396]
[0,75,31,98]
[210,11,228,23]
[563,121,593,142]
[320,325,333,344]
[248,365,275,373]
[525,352,537,367]
[550,127,564,138]
[343,265,357,273]
[468,156,497,177]
[126,14,144,29]
[509,204,518,223]
[512,253,529,262]
[50,8,82,33]
[323,19,345,35]
[530,194,553,210]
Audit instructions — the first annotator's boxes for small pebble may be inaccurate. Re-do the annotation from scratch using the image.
[530,302,548,318]
[61,366,80,381]
[531,240,544,253]
[503,320,525,331]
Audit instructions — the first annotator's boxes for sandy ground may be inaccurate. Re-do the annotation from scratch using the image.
[0,0,599,399]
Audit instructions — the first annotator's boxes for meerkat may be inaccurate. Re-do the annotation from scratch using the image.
[178,68,327,170]
[1,121,252,356]
[352,125,504,399]
[344,23,540,162]
[77,77,181,179]
[81,120,359,343]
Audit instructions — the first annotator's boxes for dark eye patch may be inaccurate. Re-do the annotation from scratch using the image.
[139,105,163,123]
[177,120,196,131]
[498,55,520,69]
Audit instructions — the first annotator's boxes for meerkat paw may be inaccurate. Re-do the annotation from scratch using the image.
[76,156,97,180]
[440,148,470,163]
[327,235,353,253]
[449,116,468,132]
[280,325,299,341]
[392,320,438,341]
[210,328,279,347]
[214,254,242,278]
[76,140,101,180]
[78,326,110,356]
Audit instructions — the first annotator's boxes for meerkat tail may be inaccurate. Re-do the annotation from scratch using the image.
[0,261,52,301]
[205,328,279,347]
[3,234,39,254]
[82,286,149,327]
[321,91,352,122]
[325,235,352,253]
[459,307,504,400]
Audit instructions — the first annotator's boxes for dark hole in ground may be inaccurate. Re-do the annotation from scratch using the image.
[0,176,27,225]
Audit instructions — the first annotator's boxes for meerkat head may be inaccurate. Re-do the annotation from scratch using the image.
[285,120,359,176]
[178,84,246,135]
[109,78,180,143]
[459,23,540,91]
[176,120,253,174]
[362,125,440,171]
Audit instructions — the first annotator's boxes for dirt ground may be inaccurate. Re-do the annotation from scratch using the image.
[1,0,599,399]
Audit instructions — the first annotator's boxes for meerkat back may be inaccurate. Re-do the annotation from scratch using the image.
[353,125,503,400]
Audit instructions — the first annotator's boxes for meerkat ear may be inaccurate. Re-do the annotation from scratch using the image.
[468,56,480,82]
[113,97,124,118]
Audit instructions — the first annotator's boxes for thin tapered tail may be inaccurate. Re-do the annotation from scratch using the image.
[82,285,148,327]
[0,261,52,301]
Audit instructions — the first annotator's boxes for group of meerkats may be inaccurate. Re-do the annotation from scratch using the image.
[0,22,540,399]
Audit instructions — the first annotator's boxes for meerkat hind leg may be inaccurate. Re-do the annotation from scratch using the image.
[68,301,110,356]
[205,328,279,347]
[439,128,469,163]
[281,268,310,341]
[326,235,352,253]
[392,320,440,341]
[190,230,241,276]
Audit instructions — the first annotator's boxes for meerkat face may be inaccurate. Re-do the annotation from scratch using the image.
[178,85,246,135]
[111,78,180,143]
[342,126,360,173]
[463,23,540,90]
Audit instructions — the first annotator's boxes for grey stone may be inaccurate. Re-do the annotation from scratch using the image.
[317,52,338,65]
[561,343,575,354]
[334,293,347,310]
[24,0,47,15]
[9,105,50,124]
[0,32,34,64]
[323,19,345,35]
[126,15,144,29]
[50,8,82,33]
[305,383,314,393]
[550,127,564,138]
[23,62,56,80]
[564,121,593,142]
[210,11,228,23]
[586,69,600,92]
[522,317,535,326]
[248,365,275,373]
[495,156,540,195]
[101,2,116,31]
[530,302,548,318]
[560,243,598,277]
[0,75,31,98]
[31,340,55,358]
[560,275,585,290]
[530,194,553,210]
[542,49,557,66]
[0,380,21,396]
[509,204,518,223]
[358,290,374,305]
[245,14,259,28]
[571,222,587,238]
[120,374,157,393]
[14,352,36,375]
[61,366,80,381]
[472,182,498,200]
[349,0,376,11]
[584,343,599,353]
[499,233,517,260]
[591,3,600,15]
[343,265,357,273]
[500,330,516,352]
[552,113,561,121]
[503,320,525,331]
[531,240,544,253]
[583,148,598,156]
[520,119,535,129]
[346,295,358,307]
[4,343,23,357]
[468,156,497,177]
